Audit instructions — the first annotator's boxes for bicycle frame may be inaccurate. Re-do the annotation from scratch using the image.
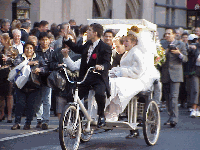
[62,66,97,132]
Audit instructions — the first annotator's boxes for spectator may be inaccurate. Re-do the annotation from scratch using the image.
[188,34,198,43]
[11,29,24,54]
[27,35,38,50]
[69,19,76,26]
[35,20,49,38]
[161,28,188,127]
[0,33,11,51]
[76,25,89,46]
[29,28,38,37]
[103,29,115,47]
[50,23,59,40]
[111,37,125,68]
[50,23,57,30]
[22,18,31,24]
[20,22,31,42]
[39,20,49,32]
[11,42,47,130]
[10,19,21,31]
[179,32,190,108]
[175,28,182,41]
[195,27,200,38]
[0,36,17,123]
[9,19,22,38]
[0,19,10,35]
[48,32,56,49]
[35,32,54,130]
[188,35,200,117]
[54,23,70,50]
[178,27,184,36]
[32,22,40,30]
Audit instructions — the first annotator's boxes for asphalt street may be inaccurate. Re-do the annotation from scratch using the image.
[0,107,200,150]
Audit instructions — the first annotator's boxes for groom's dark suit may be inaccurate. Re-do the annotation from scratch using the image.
[64,39,112,116]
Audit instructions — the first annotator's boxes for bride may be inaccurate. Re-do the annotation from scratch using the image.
[105,26,160,121]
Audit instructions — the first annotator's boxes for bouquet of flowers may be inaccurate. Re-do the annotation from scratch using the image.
[154,42,166,67]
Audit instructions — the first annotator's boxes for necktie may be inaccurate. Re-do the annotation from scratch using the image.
[87,44,94,63]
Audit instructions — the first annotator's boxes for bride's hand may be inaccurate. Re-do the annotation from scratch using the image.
[109,70,117,78]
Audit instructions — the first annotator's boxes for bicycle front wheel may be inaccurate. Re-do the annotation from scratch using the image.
[59,104,81,150]
[80,121,93,142]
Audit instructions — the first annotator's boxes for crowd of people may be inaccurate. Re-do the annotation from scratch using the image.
[0,17,199,134]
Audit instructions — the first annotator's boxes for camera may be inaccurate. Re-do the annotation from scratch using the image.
[168,44,177,51]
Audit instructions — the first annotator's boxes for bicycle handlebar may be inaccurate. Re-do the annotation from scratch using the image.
[62,66,101,85]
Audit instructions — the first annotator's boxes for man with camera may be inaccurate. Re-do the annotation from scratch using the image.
[161,28,188,127]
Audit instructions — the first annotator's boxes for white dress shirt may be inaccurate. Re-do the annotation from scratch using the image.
[87,39,100,63]
[13,41,24,54]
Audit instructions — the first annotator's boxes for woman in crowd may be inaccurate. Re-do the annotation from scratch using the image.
[0,33,17,123]
[27,35,38,50]
[11,42,47,130]
[9,19,22,38]
[11,29,25,54]
[0,33,11,51]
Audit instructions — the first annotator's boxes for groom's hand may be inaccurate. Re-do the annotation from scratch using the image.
[95,65,104,70]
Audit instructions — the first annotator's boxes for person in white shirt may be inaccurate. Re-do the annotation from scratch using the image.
[12,29,24,54]
[61,47,81,71]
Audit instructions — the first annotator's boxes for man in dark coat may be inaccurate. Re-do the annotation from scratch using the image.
[64,23,112,128]
[21,22,31,42]
[161,28,188,127]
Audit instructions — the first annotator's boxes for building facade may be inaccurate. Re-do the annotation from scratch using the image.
[0,0,191,38]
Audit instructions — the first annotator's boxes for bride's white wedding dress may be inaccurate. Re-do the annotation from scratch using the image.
[105,44,160,121]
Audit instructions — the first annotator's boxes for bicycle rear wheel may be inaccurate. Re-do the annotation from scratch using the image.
[143,100,160,146]
[59,104,81,150]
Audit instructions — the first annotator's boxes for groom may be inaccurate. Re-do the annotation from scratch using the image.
[63,23,112,128]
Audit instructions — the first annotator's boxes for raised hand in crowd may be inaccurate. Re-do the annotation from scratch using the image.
[32,67,41,75]
[61,47,70,58]
[2,54,8,62]
[28,60,39,66]
[63,24,71,39]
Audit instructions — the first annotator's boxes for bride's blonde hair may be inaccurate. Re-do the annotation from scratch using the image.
[126,34,138,45]
[129,26,140,33]
[126,25,141,44]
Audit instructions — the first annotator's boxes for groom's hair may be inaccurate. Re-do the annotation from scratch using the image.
[90,23,103,38]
